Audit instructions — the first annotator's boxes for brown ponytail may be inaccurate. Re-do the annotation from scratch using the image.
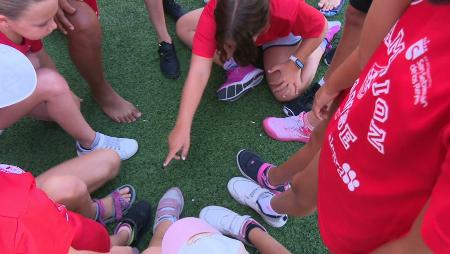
[215,0,269,66]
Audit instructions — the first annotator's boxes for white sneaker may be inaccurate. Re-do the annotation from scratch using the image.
[76,132,138,160]
[227,177,288,228]
[199,206,266,246]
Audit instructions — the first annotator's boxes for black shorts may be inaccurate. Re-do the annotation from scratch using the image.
[349,0,373,13]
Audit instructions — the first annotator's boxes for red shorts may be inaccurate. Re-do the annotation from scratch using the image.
[84,0,99,15]
[69,211,111,252]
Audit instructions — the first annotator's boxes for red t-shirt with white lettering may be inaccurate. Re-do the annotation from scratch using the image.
[318,1,450,253]
[192,0,325,58]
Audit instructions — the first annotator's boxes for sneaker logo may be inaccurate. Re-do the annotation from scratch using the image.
[405,37,429,61]
[340,163,360,192]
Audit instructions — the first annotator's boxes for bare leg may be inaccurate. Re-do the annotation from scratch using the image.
[0,68,96,148]
[264,44,325,102]
[268,119,328,185]
[36,149,120,193]
[141,220,173,254]
[249,228,291,254]
[323,5,366,81]
[175,8,203,48]
[65,0,141,123]
[144,0,172,43]
[271,152,319,217]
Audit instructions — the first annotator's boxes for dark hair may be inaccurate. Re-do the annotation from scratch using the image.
[215,0,270,66]
[0,0,46,19]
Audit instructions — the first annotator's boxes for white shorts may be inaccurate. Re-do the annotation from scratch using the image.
[262,33,302,51]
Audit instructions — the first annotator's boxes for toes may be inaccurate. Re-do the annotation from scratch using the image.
[318,0,325,8]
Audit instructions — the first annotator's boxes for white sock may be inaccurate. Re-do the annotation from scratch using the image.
[223,58,238,71]
[257,192,283,218]
[319,39,328,51]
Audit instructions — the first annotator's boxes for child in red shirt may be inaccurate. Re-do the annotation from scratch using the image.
[0,162,153,254]
[229,1,450,251]
[164,0,341,167]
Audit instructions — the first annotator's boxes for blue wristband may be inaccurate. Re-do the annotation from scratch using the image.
[289,55,304,69]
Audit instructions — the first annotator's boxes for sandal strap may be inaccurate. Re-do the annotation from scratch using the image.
[112,191,124,221]
[94,199,106,225]
[103,185,135,224]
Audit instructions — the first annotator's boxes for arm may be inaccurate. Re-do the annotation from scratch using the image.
[313,0,410,119]
[163,54,213,167]
[268,4,326,95]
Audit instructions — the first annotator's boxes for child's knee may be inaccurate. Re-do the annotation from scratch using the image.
[40,176,88,203]
[36,69,71,97]
[100,150,121,177]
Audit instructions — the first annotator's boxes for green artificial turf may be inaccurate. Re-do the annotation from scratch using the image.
[0,0,346,252]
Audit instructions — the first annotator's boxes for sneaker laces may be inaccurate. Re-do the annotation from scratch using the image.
[283,113,312,139]
[159,43,176,60]
[102,135,121,150]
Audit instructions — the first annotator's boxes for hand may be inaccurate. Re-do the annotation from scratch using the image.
[163,124,191,168]
[268,61,303,99]
[312,84,339,120]
[54,0,80,34]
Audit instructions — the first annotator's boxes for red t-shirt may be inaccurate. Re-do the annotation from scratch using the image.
[0,32,43,55]
[0,165,110,253]
[317,1,450,253]
[192,0,325,58]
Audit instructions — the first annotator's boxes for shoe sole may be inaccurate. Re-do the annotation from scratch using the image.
[217,70,264,102]
[262,118,310,143]
[162,70,181,80]
[227,178,288,228]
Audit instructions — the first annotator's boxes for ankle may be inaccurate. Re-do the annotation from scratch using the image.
[78,131,99,150]
[266,167,282,187]
[243,220,265,245]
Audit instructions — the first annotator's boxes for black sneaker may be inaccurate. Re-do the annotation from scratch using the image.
[236,149,288,194]
[163,0,186,21]
[324,47,336,66]
[114,200,152,247]
[282,82,321,116]
[158,41,180,79]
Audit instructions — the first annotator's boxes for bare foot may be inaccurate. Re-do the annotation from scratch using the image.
[94,86,142,124]
[318,0,342,11]
[93,187,132,220]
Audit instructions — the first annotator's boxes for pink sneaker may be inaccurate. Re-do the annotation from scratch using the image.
[325,21,342,52]
[216,65,264,102]
[262,111,313,143]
